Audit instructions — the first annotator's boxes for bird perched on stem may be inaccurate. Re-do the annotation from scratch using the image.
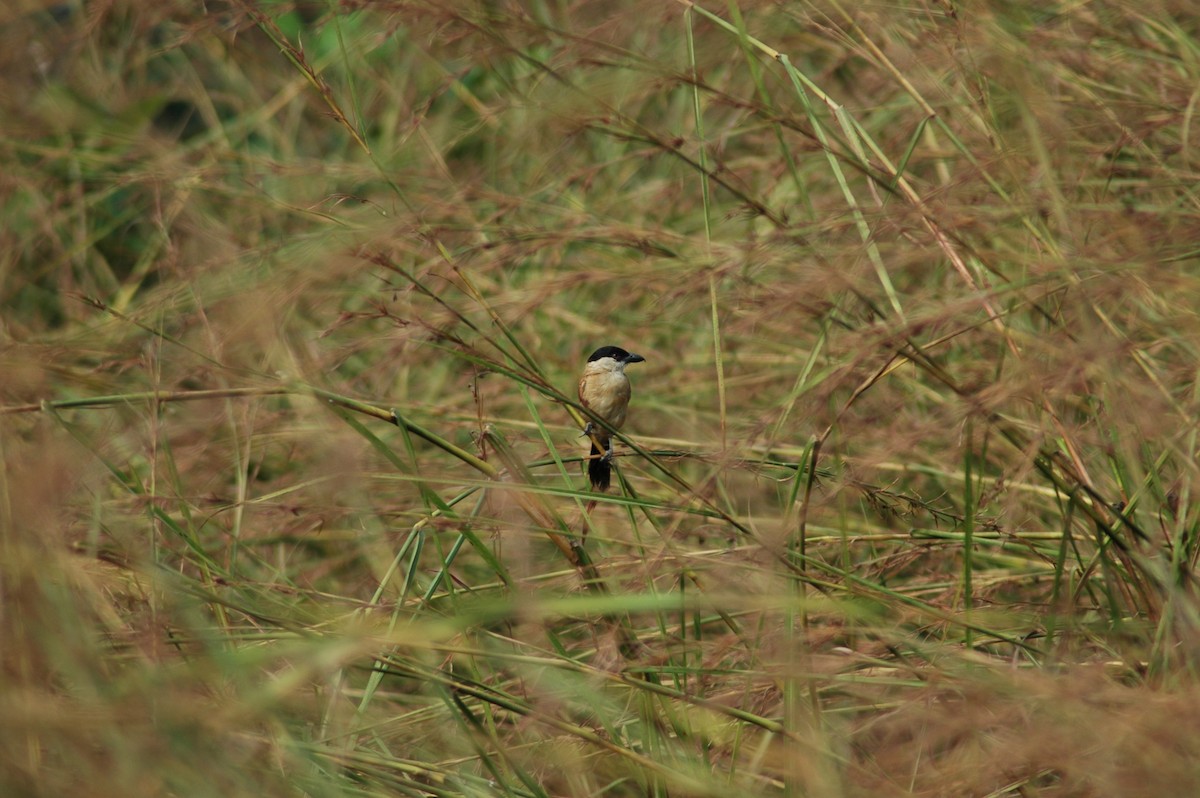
[577,345,645,492]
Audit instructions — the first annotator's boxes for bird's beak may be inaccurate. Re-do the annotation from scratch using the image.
[625,353,646,364]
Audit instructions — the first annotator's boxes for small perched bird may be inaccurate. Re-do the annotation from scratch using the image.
[578,345,645,491]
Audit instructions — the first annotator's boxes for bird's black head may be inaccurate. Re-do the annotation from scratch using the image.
[587,345,646,364]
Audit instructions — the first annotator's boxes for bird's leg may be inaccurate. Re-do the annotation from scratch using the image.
[581,421,595,437]
[601,443,615,464]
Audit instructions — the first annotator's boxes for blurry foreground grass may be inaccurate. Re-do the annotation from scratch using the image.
[4,1,1200,796]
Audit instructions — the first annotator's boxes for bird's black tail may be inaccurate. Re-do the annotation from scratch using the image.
[587,440,611,492]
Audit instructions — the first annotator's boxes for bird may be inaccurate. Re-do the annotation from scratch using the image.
[577,345,645,492]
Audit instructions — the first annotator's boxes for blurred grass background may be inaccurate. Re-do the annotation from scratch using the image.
[4,0,1200,795]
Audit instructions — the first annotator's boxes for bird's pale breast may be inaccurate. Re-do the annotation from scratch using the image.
[579,367,632,429]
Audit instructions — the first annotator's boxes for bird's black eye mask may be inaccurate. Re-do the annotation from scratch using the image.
[587,346,644,363]
[587,346,630,362]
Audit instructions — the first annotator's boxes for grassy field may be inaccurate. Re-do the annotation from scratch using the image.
[4,1,1200,795]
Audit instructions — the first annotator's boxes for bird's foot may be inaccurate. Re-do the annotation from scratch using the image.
[601,446,615,464]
